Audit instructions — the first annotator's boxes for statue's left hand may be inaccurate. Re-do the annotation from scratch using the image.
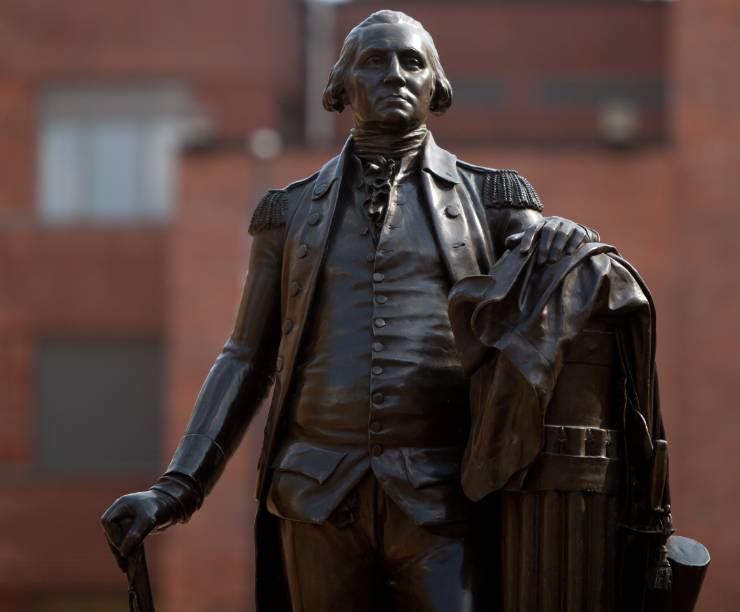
[505,216,600,264]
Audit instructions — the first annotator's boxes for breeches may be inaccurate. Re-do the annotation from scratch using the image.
[278,473,478,612]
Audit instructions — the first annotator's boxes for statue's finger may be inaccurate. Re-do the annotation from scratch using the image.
[548,223,576,262]
[105,534,129,573]
[119,516,155,559]
[504,232,524,249]
[101,499,129,526]
[584,226,601,242]
[538,220,561,264]
[564,226,588,254]
[519,220,545,254]
[101,502,132,543]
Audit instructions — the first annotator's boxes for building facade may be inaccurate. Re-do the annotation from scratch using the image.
[0,1,736,610]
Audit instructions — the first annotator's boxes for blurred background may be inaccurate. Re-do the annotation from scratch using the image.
[0,0,737,610]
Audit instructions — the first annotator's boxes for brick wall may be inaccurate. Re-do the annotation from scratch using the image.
[666,0,740,608]
[2,1,738,610]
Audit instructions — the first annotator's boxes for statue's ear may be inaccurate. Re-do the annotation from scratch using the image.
[322,78,347,113]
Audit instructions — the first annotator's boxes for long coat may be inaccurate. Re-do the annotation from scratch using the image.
[163,133,546,611]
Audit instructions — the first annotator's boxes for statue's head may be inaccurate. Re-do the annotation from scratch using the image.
[322,10,453,133]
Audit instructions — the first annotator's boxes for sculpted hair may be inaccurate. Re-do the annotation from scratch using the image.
[322,10,453,115]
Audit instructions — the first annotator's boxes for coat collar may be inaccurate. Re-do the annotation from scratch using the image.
[421,132,460,185]
[311,131,459,200]
[311,138,351,200]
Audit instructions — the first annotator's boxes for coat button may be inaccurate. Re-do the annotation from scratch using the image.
[445,205,460,218]
[372,444,383,457]
[275,356,283,372]
[375,295,388,304]
[373,272,384,282]
[374,318,386,328]
[282,319,294,334]
[308,212,321,226]
[290,281,302,296]
[297,244,309,258]
[372,366,383,376]
[366,254,375,263]
[372,342,384,352]
[372,392,384,404]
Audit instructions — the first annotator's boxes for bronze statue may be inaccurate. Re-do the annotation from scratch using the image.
[102,10,707,612]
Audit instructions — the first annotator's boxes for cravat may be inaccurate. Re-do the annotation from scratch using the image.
[360,156,399,243]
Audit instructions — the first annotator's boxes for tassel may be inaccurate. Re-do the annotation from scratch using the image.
[249,190,287,235]
[647,544,673,591]
[484,170,543,212]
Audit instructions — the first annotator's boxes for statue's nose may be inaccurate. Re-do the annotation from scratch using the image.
[383,55,406,86]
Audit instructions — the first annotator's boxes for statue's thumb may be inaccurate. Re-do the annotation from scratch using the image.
[119,517,152,559]
[504,232,524,249]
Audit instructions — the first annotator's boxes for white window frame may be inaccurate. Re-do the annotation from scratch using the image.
[37,83,203,225]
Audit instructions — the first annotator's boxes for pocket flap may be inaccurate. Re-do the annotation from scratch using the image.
[401,447,462,489]
[272,441,347,484]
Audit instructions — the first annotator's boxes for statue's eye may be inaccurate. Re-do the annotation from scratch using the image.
[364,55,383,66]
[404,54,424,69]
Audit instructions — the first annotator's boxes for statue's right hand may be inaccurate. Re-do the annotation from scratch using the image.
[100,490,177,560]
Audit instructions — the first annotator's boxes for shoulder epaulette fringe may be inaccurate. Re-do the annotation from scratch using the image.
[484,170,543,212]
[249,190,287,235]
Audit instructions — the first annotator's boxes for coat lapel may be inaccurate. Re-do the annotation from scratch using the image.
[420,133,487,285]
[272,139,350,437]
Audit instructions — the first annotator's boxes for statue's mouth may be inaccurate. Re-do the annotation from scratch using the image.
[383,93,411,104]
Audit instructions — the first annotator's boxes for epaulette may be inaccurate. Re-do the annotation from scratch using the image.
[249,189,287,236]
[483,169,543,212]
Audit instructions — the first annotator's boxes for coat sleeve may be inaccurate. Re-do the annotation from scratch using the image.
[158,191,285,515]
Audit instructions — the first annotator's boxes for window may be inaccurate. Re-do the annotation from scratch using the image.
[38,84,203,224]
[32,595,128,612]
[36,340,163,476]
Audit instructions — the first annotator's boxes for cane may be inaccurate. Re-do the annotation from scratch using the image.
[105,519,156,612]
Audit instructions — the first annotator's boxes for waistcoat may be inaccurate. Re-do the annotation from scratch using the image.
[267,154,471,525]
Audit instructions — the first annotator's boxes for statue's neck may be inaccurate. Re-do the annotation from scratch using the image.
[350,124,428,158]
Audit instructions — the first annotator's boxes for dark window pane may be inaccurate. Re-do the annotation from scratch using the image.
[36,340,163,476]
[32,595,129,612]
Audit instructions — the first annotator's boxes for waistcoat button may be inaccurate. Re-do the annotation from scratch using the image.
[297,244,309,258]
[282,319,294,334]
[360,226,369,236]
[372,444,383,457]
[375,295,388,304]
[445,205,460,218]
[373,272,385,282]
[366,254,375,263]
[370,421,382,433]
[372,366,383,376]
[372,342,384,352]
[372,392,384,404]
[374,318,386,328]
[290,281,302,296]
[275,356,283,372]
[308,212,321,226]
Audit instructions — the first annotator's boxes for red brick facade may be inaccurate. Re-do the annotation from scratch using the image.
[0,1,737,611]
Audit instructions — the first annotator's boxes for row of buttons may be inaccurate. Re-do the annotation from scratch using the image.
[363,220,386,460]
[277,204,326,377]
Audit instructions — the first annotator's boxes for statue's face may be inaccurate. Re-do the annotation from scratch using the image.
[346,23,435,132]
